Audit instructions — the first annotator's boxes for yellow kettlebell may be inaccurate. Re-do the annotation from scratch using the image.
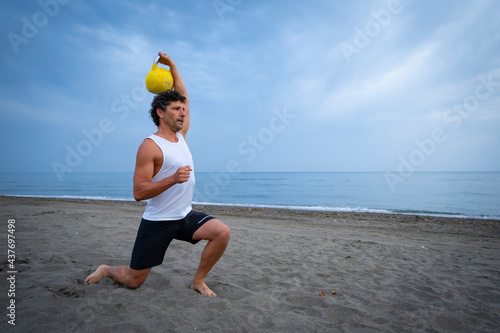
[145,55,174,94]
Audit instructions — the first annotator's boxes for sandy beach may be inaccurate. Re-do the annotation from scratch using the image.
[1,196,499,332]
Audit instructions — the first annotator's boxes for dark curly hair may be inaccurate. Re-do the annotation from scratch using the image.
[149,90,187,127]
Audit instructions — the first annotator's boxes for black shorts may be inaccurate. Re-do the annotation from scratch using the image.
[130,210,214,270]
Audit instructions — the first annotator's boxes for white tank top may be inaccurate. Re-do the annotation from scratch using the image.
[142,133,195,221]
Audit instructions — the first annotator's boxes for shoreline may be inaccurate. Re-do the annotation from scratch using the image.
[2,194,499,221]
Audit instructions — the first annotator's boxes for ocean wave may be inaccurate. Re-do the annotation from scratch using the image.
[2,194,135,201]
[2,194,498,220]
[194,201,392,214]
[192,201,375,213]
[193,201,499,220]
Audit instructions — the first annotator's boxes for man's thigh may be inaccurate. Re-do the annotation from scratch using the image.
[192,219,230,241]
[130,219,182,270]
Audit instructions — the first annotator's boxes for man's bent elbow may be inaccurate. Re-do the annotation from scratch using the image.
[133,190,144,202]
[133,183,148,202]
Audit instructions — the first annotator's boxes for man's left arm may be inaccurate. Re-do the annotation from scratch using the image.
[158,52,190,137]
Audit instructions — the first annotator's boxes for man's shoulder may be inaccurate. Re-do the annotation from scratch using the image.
[138,137,162,155]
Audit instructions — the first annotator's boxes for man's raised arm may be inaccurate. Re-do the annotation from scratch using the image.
[158,52,190,137]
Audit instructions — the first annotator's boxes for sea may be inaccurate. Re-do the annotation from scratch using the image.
[1,172,499,220]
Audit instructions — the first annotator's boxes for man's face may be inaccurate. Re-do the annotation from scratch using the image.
[158,101,186,132]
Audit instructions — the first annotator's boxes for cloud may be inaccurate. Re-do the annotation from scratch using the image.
[317,43,436,119]
[68,24,153,74]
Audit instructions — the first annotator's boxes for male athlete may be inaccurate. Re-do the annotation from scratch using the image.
[84,52,230,297]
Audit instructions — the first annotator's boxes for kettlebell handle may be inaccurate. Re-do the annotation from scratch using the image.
[154,55,160,64]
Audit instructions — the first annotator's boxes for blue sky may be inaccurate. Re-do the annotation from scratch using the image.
[1,0,499,178]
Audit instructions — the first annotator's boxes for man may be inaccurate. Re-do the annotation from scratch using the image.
[84,52,230,297]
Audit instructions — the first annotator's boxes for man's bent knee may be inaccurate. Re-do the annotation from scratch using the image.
[221,226,230,241]
[126,275,147,289]
[216,225,230,245]
[125,267,151,289]
[127,279,144,289]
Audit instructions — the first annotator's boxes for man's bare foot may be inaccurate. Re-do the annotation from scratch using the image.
[191,281,217,297]
[84,265,109,285]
